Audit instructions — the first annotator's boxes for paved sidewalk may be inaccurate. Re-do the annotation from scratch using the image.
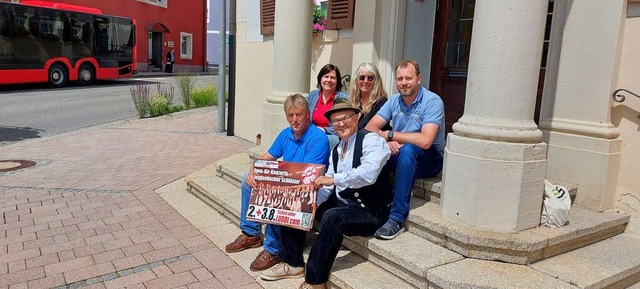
[0,108,259,289]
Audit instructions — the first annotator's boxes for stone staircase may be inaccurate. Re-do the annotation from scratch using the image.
[186,150,640,289]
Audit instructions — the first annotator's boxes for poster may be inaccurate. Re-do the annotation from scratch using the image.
[246,160,325,231]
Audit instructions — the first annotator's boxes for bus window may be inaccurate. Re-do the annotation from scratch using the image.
[69,13,93,59]
[39,10,64,59]
[112,18,133,57]
[0,7,14,66]
[11,6,43,67]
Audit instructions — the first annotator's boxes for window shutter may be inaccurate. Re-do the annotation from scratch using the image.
[260,0,275,35]
[327,0,355,30]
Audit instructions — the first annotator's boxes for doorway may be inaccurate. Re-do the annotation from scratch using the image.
[149,31,163,71]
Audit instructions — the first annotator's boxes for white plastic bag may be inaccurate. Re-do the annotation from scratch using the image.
[541,179,572,227]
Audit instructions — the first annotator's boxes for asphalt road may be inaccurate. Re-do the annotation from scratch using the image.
[0,75,219,146]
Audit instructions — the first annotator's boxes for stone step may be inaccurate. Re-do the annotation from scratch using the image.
[186,167,414,289]
[530,234,640,289]
[427,235,640,288]
[428,258,578,289]
[407,198,629,265]
[209,153,629,264]
[213,153,628,265]
[343,232,463,288]
[200,155,458,287]
[187,171,242,225]
[413,176,442,204]
[186,154,640,289]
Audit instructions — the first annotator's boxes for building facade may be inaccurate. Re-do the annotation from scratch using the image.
[19,0,208,72]
[232,0,640,235]
[206,0,229,68]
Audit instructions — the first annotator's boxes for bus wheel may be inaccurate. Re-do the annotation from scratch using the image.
[78,64,95,86]
[48,64,68,88]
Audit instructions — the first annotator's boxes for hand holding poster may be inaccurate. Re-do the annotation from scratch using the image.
[246,160,325,231]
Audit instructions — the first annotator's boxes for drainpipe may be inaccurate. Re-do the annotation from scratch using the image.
[203,0,208,72]
[227,0,235,136]
[216,0,226,133]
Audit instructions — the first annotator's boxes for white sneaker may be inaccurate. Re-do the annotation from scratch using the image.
[260,262,305,281]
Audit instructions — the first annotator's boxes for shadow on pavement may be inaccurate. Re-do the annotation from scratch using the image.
[0,126,43,143]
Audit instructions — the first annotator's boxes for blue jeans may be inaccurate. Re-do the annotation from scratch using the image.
[239,173,280,255]
[306,203,386,284]
[387,143,443,223]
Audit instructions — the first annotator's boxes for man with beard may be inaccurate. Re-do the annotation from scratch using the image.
[365,60,446,240]
[225,94,330,271]
[261,99,391,289]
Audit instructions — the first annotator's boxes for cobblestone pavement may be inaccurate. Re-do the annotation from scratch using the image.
[0,108,260,289]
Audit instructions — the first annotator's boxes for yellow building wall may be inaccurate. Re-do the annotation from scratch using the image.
[614,3,640,233]
[233,29,354,143]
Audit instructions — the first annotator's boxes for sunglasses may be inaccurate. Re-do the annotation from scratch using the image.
[357,75,375,81]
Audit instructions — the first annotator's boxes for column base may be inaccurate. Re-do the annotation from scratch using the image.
[441,134,547,233]
[261,90,297,147]
[260,100,288,149]
[543,130,622,211]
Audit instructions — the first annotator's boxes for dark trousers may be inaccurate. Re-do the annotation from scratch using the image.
[165,63,173,73]
[278,200,386,284]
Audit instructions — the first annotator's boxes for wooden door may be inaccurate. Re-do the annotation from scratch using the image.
[429,0,552,133]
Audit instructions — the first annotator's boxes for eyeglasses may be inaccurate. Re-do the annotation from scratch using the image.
[330,113,357,126]
[357,75,375,81]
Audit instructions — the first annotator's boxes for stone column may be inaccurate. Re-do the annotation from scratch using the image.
[539,0,624,211]
[261,0,313,146]
[441,1,549,232]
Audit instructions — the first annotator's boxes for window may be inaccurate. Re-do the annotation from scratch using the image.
[444,0,474,67]
[259,0,354,36]
[180,32,192,59]
[445,0,553,68]
[326,0,354,30]
[260,0,275,35]
[137,0,167,8]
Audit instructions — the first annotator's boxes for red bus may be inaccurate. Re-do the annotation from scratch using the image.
[0,1,137,87]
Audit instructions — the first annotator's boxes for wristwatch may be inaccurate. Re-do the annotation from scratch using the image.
[387,131,394,141]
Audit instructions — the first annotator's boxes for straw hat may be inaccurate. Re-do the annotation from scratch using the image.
[323,98,361,121]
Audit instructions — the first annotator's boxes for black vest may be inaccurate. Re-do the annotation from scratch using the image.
[332,130,392,213]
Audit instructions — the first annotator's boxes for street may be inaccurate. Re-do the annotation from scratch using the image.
[0,75,219,146]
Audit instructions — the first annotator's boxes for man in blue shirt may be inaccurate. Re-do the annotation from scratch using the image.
[260,99,391,289]
[225,94,330,271]
[365,60,446,240]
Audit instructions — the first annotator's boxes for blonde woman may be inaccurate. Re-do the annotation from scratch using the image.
[348,63,391,130]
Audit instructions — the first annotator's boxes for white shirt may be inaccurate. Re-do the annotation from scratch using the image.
[317,132,391,205]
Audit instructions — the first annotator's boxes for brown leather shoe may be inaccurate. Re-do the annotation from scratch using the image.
[250,250,280,271]
[225,233,262,253]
